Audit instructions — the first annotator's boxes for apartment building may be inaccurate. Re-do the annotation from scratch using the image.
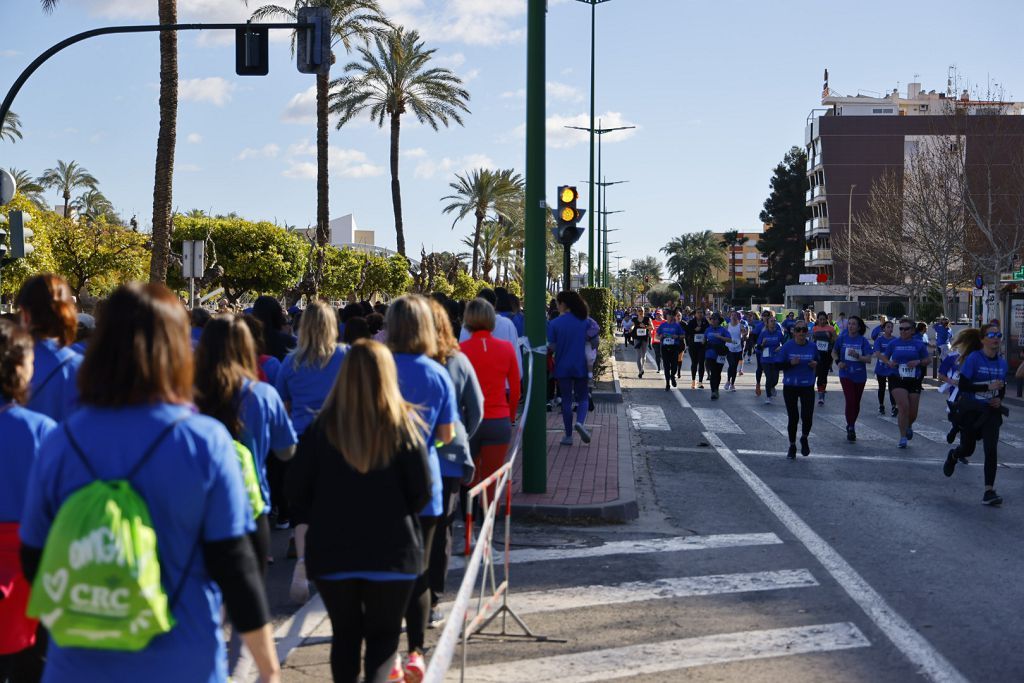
[710,229,768,288]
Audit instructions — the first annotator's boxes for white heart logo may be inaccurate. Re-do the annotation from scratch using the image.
[43,569,68,602]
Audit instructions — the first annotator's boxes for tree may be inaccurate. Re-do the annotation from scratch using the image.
[248,0,388,258]
[6,168,47,209]
[0,195,57,296]
[37,160,99,219]
[1,111,22,143]
[719,229,744,305]
[48,216,149,297]
[171,216,308,302]
[331,26,470,256]
[459,221,502,283]
[72,188,116,223]
[572,250,588,276]
[757,146,809,301]
[629,256,663,283]
[441,168,522,279]
[660,231,726,306]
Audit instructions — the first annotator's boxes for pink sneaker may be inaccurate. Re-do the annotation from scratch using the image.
[404,651,425,683]
[386,655,405,682]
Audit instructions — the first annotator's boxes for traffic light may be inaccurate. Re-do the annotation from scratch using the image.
[9,211,33,259]
[297,6,331,75]
[551,185,586,246]
[0,213,8,261]
[235,25,270,76]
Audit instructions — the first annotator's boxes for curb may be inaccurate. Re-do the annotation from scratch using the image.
[591,336,623,403]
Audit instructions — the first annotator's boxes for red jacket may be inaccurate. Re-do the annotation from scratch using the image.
[460,331,521,420]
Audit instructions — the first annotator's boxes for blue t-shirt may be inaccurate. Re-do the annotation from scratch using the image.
[238,379,298,509]
[547,313,590,379]
[882,338,929,379]
[958,350,1008,407]
[0,402,57,522]
[873,336,896,376]
[938,352,960,379]
[27,339,82,422]
[750,321,765,340]
[870,325,884,341]
[657,321,684,349]
[779,340,817,387]
[274,346,347,435]
[835,333,874,382]
[501,311,526,337]
[704,325,730,361]
[934,323,951,346]
[781,318,797,334]
[19,404,253,683]
[756,327,785,364]
[260,355,282,386]
[393,353,457,517]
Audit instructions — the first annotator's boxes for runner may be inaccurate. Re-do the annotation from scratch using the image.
[752,310,770,396]
[756,313,784,405]
[633,309,653,379]
[870,314,888,341]
[672,309,687,380]
[704,313,730,400]
[879,318,930,449]
[781,311,797,340]
[744,311,761,365]
[942,324,1008,506]
[547,291,598,444]
[19,283,280,683]
[832,315,874,442]
[685,309,710,389]
[812,311,837,406]
[650,310,665,375]
[934,316,952,360]
[779,320,819,458]
[872,320,897,416]
[937,334,962,445]
[621,312,634,346]
[724,311,745,392]
[657,308,685,391]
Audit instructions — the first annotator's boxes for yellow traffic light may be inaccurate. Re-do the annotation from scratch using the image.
[560,186,577,203]
[560,206,576,222]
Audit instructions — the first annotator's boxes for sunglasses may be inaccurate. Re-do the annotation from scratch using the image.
[793,327,808,332]
[899,327,913,331]
[986,331,1003,339]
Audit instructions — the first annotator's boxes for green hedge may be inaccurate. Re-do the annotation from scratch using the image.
[579,287,614,339]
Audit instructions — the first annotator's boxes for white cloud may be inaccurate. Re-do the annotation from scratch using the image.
[283,141,384,180]
[179,77,236,107]
[435,53,466,68]
[501,88,526,100]
[178,163,202,173]
[0,49,19,58]
[379,0,526,46]
[546,81,584,102]
[237,144,280,160]
[414,153,495,180]
[282,87,317,125]
[283,162,317,180]
[187,133,203,144]
[508,111,640,149]
[403,147,428,158]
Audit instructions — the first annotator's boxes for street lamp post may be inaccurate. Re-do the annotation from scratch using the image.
[847,184,855,302]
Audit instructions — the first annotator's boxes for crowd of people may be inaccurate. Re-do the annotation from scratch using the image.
[617,305,1009,504]
[0,274,606,683]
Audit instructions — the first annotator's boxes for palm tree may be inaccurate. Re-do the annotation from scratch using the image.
[6,168,46,209]
[42,0,178,283]
[1,111,23,143]
[720,229,745,305]
[573,251,588,276]
[72,188,115,222]
[248,0,388,251]
[441,168,522,278]
[331,26,471,257]
[460,221,502,282]
[661,231,726,306]
[38,160,99,218]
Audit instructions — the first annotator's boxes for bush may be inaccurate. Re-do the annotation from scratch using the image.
[579,287,613,339]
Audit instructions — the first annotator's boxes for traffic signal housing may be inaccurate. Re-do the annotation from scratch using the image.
[551,185,585,246]
[9,211,33,259]
[0,214,8,261]
[297,6,331,75]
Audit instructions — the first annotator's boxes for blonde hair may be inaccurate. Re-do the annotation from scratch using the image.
[427,298,459,364]
[321,339,425,473]
[293,301,339,368]
[463,298,496,333]
[386,295,437,357]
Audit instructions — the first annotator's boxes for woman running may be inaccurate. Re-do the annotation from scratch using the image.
[286,339,432,682]
[753,310,772,396]
[943,324,1008,505]
[704,313,730,400]
[685,309,710,389]
[724,312,744,392]
[779,320,818,457]
[833,315,874,441]
[756,313,784,405]
[879,318,929,448]
[873,320,897,416]
[657,308,685,390]
[811,311,836,406]
[633,309,653,378]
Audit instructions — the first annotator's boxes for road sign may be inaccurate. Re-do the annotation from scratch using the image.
[975,274,984,289]
[973,288,984,296]
[181,240,206,279]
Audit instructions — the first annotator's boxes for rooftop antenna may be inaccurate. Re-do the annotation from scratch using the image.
[947,65,955,97]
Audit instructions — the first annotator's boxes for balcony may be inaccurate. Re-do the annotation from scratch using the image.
[804,248,833,266]
[806,154,823,173]
[804,216,830,239]
[805,184,826,204]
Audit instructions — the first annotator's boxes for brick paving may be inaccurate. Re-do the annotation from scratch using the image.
[510,407,620,507]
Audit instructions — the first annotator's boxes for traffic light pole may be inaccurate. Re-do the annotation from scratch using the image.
[523,0,548,494]
[563,244,572,291]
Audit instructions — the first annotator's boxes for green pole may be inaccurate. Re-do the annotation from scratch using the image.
[603,176,609,287]
[523,0,547,494]
[596,127,602,287]
[586,0,596,287]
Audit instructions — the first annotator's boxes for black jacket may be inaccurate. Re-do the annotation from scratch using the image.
[286,418,432,577]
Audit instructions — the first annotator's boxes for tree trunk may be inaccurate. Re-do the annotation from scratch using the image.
[316,70,330,248]
[389,112,405,256]
[63,189,70,218]
[471,211,483,279]
[149,0,177,284]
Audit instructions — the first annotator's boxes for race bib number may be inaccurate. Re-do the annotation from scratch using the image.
[844,347,860,362]
[816,340,829,352]
[693,334,705,343]
[898,364,916,378]
[762,347,772,358]
[664,338,676,346]
[975,390,995,400]
[715,354,727,365]
[636,328,647,337]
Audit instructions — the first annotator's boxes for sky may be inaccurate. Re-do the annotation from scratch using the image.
[2,0,1024,271]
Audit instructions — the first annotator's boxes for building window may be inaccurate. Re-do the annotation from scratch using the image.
[872,107,894,114]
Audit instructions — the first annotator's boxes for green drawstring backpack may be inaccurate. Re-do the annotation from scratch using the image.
[26,418,197,651]
[233,440,265,519]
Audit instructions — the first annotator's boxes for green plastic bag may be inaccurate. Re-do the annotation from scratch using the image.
[26,479,174,651]
[234,440,266,519]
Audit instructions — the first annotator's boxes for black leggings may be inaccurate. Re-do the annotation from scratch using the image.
[429,476,462,606]
[877,376,894,407]
[317,578,415,683]
[955,411,1002,487]
[652,343,662,371]
[405,515,439,653]
[708,356,724,393]
[727,351,742,383]
[815,352,832,391]
[763,363,780,397]
[690,345,706,382]
[783,385,815,442]
[0,627,46,683]
[663,346,680,384]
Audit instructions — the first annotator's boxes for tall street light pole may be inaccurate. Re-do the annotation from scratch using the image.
[600,178,626,287]
[847,184,855,302]
[576,0,613,287]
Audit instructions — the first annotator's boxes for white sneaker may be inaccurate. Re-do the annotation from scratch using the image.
[290,558,310,604]
[765,395,772,405]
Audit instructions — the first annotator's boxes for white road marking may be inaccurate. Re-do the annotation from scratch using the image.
[820,413,890,441]
[239,594,329,680]
[692,408,744,434]
[645,445,716,454]
[629,405,670,431]
[875,415,949,444]
[750,407,791,437]
[449,622,871,683]
[441,569,818,618]
[671,387,691,408]
[701,430,967,683]
[448,532,782,570]
[738,448,944,465]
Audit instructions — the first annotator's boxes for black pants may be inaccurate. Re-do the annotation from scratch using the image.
[955,410,1002,487]
[763,363,780,397]
[652,343,662,371]
[877,376,894,408]
[317,578,415,683]
[405,516,438,653]
[0,628,46,683]
[783,385,815,442]
[267,457,289,523]
[690,344,706,382]
[662,345,680,385]
[708,357,724,393]
[429,476,462,607]
[727,351,742,383]
[815,352,832,391]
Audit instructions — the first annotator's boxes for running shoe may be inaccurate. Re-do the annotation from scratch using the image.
[764,396,772,405]
[755,385,762,396]
[691,380,697,389]
[574,423,592,444]
[671,377,677,387]
[800,436,810,456]
[429,608,445,629]
[289,559,310,604]
[906,427,914,441]
[817,392,825,406]
[891,406,898,417]
[386,655,405,683]
[943,449,957,477]
[946,427,958,444]
[847,426,856,442]
[698,383,704,389]
[957,454,970,465]
[787,444,797,459]
[898,437,908,449]
[656,368,661,374]
[639,371,644,378]
[711,392,719,400]
[728,384,737,393]
[404,652,426,683]
[982,490,1003,506]
[665,385,671,392]
[739,369,745,376]
[878,404,885,415]
[559,434,573,446]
